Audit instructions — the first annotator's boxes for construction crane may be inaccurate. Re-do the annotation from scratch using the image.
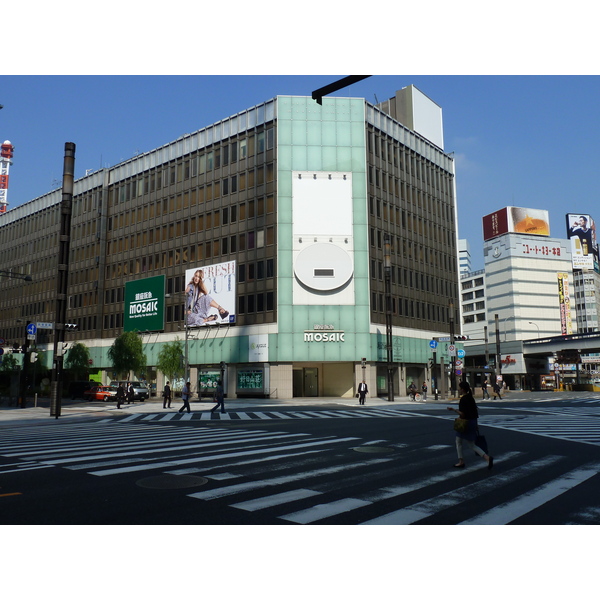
[0,140,14,214]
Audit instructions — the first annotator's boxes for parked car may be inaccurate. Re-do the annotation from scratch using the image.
[83,385,116,402]
[68,381,94,400]
[111,381,149,401]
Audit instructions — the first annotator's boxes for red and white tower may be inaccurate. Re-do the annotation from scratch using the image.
[0,140,14,214]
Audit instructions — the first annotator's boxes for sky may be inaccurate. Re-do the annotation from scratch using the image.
[2,74,600,271]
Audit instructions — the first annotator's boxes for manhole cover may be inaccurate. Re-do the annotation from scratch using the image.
[136,474,208,490]
[352,446,394,454]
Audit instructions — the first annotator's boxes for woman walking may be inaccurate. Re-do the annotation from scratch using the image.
[447,381,493,470]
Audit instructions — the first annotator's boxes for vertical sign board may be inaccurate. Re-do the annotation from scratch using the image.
[124,275,166,332]
[557,273,573,335]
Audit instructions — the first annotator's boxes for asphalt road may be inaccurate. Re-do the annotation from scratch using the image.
[1,391,600,525]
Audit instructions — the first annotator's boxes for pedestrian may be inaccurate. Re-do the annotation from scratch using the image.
[211,380,226,414]
[447,381,493,469]
[179,380,191,413]
[481,380,490,400]
[408,381,417,401]
[126,382,135,404]
[357,379,368,405]
[116,383,125,409]
[493,381,502,400]
[162,381,172,409]
[421,381,428,401]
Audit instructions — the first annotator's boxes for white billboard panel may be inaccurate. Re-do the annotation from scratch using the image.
[184,260,236,327]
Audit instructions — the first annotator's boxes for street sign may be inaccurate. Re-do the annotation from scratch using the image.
[455,359,463,368]
[26,323,37,336]
[448,344,456,356]
[0,337,5,345]
[429,340,438,349]
[437,337,451,342]
[36,322,54,330]
[457,349,466,358]
[456,369,462,376]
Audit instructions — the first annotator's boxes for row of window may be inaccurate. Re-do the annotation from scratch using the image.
[371,293,451,323]
[111,128,274,205]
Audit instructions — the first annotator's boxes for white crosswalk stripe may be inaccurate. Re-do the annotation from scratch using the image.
[1,420,598,524]
[98,408,420,424]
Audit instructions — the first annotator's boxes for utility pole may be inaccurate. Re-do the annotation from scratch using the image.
[50,142,76,419]
[449,302,456,397]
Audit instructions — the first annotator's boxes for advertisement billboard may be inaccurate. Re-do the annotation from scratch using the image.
[565,213,599,271]
[557,272,573,335]
[124,275,165,332]
[483,207,550,241]
[184,260,236,327]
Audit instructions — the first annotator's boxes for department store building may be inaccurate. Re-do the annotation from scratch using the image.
[0,85,460,399]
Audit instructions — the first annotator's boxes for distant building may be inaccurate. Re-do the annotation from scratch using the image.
[458,239,472,274]
[460,269,486,341]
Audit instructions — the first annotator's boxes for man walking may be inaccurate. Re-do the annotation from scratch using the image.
[179,380,191,413]
[163,381,172,409]
[116,383,125,409]
[211,380,226,414]
[126,382,134,404]
[481,380,490,400]
[357,379,368,405]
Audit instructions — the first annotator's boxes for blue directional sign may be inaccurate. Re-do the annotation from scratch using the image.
[457,349,466,358]
[26,323,37,336]
[429,340,438,349]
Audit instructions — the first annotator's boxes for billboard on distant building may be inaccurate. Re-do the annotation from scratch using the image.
[184,260,236,327]
[557,272,573,335]
[565,213,599,271]
[124,275,165,332]
[483,207,550,241]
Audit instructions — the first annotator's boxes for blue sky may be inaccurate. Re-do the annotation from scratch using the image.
[2,74,599,270]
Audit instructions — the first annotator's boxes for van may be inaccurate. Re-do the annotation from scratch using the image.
[110,381,149,401]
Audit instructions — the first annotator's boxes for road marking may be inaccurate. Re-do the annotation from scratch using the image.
[231,488,322,512]
[460,461,600,525]
[281,498,373,524]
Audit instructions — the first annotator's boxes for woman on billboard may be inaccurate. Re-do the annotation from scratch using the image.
[185,269,229,326]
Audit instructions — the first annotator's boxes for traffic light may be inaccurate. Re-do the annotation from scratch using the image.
[30,351,38,363]
[12,343,21,353]
[454,335,469,341]
[65,323,78,330]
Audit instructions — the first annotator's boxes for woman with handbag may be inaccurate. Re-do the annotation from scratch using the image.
[447,381,494,470]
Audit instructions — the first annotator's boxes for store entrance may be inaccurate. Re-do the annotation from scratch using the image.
[293,367,319,397]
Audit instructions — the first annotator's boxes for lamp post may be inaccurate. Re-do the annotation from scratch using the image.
[528,321,540,338]
[383,234,394,402]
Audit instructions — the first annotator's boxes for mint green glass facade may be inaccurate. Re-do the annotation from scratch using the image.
[274,96,370,364]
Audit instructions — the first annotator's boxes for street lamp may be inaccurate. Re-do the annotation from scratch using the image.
[528,321,540,338]
[383,234,394,402]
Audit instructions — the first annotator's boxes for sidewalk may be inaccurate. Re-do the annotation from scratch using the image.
[0,389,590,423]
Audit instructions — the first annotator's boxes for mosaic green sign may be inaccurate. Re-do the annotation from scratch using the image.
[124,275,165,332]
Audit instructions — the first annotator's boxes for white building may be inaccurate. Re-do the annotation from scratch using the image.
[459,239,472,274]
[460,269,486,341]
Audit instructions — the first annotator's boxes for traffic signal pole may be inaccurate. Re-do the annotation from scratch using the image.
[50,143,76,418]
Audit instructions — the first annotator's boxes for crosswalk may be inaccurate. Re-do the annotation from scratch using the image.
[96,406,419,424]
[1,419,598,524]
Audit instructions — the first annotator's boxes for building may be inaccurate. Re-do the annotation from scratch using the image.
[463,206,575,390]
[0,85,460,400]
[458,239,472,274]
[460,268,486,341]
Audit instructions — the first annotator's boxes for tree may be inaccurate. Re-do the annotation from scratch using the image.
[107,331,146,380]
[156,339,184,388]
[0,353,19,373]
[64,342,91,380]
